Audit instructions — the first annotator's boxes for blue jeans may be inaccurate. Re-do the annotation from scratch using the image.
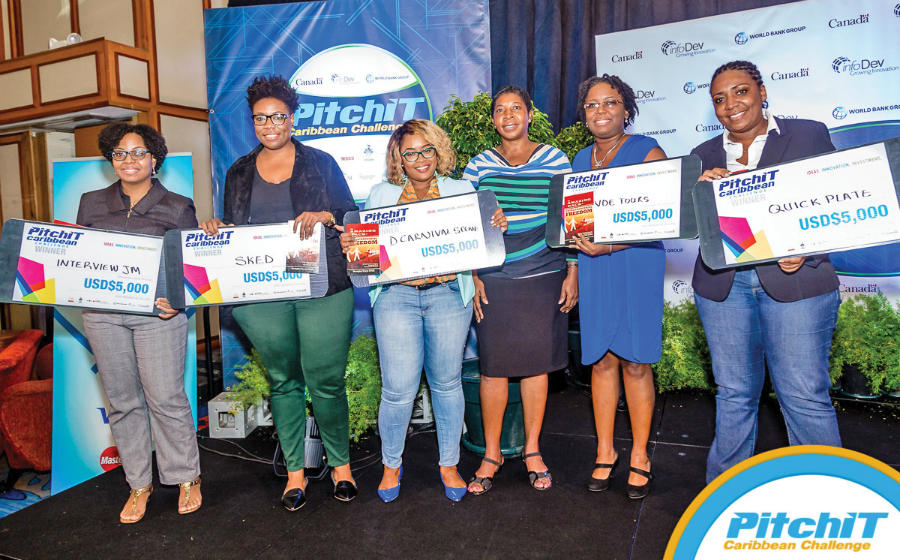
[373,280,473,468]
[695,269,841,483]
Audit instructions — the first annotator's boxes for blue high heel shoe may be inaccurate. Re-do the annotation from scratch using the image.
[376,466,403,503]
[441,471,467,502]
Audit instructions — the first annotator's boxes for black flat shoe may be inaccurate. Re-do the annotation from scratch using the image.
[331,472,358,502]
[625,466,653,500]
[587,456,619,492]
[281,485,307,511]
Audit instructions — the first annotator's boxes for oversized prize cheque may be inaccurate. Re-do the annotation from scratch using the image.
[163,222,327,308]
[545,155,700,248]
[344,191,506,287]
[0,219,163,314]
[693,139,900,270]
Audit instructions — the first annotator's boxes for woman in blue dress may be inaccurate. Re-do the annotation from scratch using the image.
[570,74,667,499]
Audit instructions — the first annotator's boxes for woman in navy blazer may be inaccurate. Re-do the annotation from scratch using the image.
[691,61,842,483]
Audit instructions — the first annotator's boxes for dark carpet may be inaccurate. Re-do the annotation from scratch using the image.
[0,388,896,560]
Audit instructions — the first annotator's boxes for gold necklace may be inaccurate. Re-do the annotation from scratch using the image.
[592,133,626,169]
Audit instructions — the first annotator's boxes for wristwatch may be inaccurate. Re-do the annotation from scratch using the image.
[323,212,336,228]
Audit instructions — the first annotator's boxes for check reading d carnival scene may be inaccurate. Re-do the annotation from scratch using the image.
[351,192,501,285]
[561,157,683,244]
[178,222,321,305]
[10,221,162,314]
[705,141,900,269]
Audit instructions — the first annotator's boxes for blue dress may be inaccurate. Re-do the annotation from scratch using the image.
[573,135,665,365]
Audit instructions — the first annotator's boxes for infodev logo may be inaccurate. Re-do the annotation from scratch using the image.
[635,89,666,104]
[832,56,897,76]
[661,40,713,57]
[665,446,900,559]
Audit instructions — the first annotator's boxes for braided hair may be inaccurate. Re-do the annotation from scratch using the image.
[711,60,768,108]
[577,74,638,126]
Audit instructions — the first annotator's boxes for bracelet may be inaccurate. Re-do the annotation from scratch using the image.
[566,262,578,268]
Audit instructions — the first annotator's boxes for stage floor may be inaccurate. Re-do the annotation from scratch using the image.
[0,388,896,559]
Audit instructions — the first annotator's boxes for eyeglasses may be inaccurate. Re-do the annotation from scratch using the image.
[583,100,624,111]
[252,113,291,126]
[400,146,437,162]
[110,148,150,161]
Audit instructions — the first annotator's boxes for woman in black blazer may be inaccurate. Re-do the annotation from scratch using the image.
[691,61,842,483]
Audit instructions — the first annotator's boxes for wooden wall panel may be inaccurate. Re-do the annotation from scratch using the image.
[21,0,71,56]
[78,0,134,46]
[153,0,207,109]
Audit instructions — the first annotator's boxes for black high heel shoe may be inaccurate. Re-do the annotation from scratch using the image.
[625,466,653,500]
[587,455,619,492]
[331,471,359,502]
[281,478,308,512]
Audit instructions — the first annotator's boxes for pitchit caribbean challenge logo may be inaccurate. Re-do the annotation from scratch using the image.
[665,446,900,559]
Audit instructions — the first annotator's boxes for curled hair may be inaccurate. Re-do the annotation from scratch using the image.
[385,119,456,185]
[246,75,300,114]
[98,123,167,172]
[491,85,533,115]
[710,60,767,108]
[577,74,638,126]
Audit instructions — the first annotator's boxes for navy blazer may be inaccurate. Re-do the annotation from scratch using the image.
[690,118,840,302]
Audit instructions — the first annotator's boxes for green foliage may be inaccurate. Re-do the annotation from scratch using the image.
[829,295,900,393]
[655,300,713,391]
[436,92,557,176]
[344,334,382,442]
[555,122,593,162]
[226,349,270,413]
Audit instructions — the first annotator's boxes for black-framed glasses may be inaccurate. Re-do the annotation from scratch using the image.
[252,113,291,126]
[583,100,624,111]
[110,148,150,161]
[400,146,437,162]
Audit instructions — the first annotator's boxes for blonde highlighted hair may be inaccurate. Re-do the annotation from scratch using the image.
[385,119,456,185]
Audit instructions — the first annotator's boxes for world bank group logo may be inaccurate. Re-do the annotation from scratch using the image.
[895,3,900,17]
[832,56,851,72]
[734,32,749,45]
[833,106,848,120]
[665,446,900,559]
[684,82,696,94]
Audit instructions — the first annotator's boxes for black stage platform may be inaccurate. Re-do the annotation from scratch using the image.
[0,388,896,559]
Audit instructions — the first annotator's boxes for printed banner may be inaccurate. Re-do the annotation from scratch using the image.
[10,222,162,314]
[562,158,683,244]
[705,142,900,267]
[594,0,900,301]
[177,223,320,305]
[356,193,498,285]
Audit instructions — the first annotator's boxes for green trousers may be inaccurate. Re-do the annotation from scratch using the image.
[231,288,353,470]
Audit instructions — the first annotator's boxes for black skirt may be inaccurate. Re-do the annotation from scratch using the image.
[475,271,569,378]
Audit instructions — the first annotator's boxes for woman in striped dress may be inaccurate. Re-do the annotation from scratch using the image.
[462,85,576,494]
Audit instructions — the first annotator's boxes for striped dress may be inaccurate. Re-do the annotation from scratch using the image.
[462,144,572,278]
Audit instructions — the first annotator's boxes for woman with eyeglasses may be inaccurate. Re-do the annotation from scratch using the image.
[462,85,575,494]
[200,75,358,511]
[340,119,507,502]
[570,74,667,499]
[76,123,201,523]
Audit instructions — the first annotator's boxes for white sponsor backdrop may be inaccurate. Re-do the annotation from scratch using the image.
[595,0,900,302]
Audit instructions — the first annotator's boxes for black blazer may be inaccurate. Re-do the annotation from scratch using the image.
[690,118,840,302]
[76,178,197,234]
[223,138,357,296]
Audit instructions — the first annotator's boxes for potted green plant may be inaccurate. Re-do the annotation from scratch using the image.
[344,334,381,442]
[555,121,593,162]
[226,348,270,416]
[655,300,714,391]
[829,295,900,398]
[436,91,557,176]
